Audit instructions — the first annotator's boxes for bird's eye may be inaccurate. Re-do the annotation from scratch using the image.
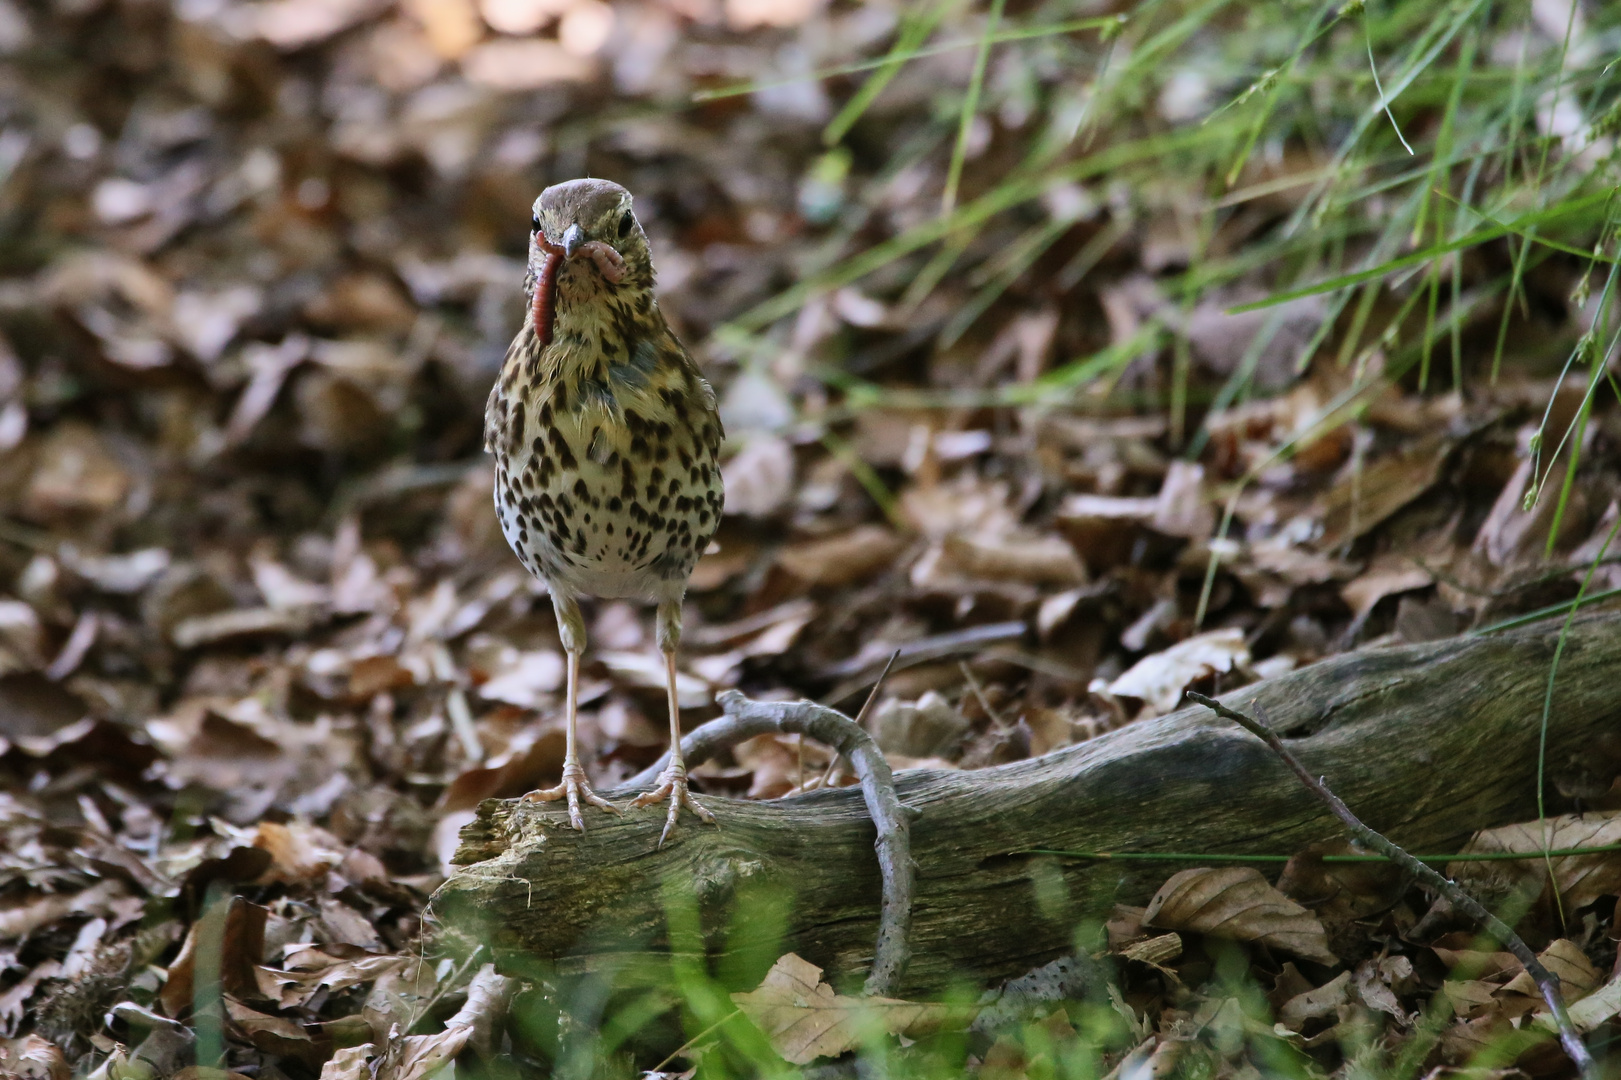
[531,214,541,233]
[617,209,634,239]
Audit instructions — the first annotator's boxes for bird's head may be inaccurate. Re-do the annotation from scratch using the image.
[527,178,653,303]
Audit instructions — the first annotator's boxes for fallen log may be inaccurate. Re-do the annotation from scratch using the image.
[432,611,1621,996]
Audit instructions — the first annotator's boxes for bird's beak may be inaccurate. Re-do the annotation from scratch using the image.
[562,224,585,260]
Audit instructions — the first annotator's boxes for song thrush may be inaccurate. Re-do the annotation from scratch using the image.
[485,178,724,845]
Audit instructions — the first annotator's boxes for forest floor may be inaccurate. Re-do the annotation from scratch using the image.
[1,0,1620,1076]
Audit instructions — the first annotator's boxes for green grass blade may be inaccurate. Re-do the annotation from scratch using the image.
[941,0,1006,215]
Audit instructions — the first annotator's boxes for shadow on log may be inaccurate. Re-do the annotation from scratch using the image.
[432,612,1621,997]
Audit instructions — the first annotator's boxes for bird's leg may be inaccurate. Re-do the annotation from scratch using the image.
[522,595,618,830]
[631,602,716,847]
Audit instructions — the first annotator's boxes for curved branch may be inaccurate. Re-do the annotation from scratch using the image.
[614,691,914,996]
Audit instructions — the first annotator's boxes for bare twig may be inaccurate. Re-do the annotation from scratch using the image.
[1185,691,1597,1080]
[817,650,900,789]
[959,659,1009,729]
[615,677,913,997]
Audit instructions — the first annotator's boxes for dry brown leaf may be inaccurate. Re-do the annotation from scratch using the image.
[1351,956,1410,1019]
[0,673,92,755]
[320,1044,378,1080]
[475,649,564,708]
[723,435,795,518]
[0,961,60,1034]
[1543,970,1621,1035]
[1106,629,1249,717]
[1278,970,1350,1030]
[1316,433,1452,550]
[1502,938,1600,1003]
[225,996,321,1066]
[1430,933,1521,982]
[1448,810,1621,912]
[160,897,269,1018]
[777,526,908,587]
[731,953,965,1064]
[1441,979,1499,1019]
[459,39,595,88]
[0,1035,68,1080]
[0,879,123,944]
[369,963,514,1080]
[265,945,410,1009]
[1152,461,1214,540]
[599,651,710,707]
[732,733,834,798]
[1055,493,1159,570]
[1340,558,1433,618]
[871,692,969,758]
[937,531,1087,586]
[21,423,132,522]
[725,0,824,31]
[402,0,482,57]
[1142,867,1337,964]
[253,0,388,49]
[253,820,348,885]
[1439,1011,1519,1064]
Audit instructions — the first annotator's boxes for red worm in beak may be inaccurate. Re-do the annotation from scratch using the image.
[531,235,565,347]
[532,235,627,346]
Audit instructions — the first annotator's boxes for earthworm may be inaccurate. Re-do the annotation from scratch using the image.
[531,236,565,347]
[575,240,627,283]
[531,236,627,346]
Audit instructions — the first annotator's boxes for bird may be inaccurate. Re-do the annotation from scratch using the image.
[484,178,725,846]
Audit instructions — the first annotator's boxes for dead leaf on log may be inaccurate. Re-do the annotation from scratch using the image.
[1142,867,1337,964]
[731,953,969,1064]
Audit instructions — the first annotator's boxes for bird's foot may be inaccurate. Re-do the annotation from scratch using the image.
[522,759,620,831]
[630,760,716,848]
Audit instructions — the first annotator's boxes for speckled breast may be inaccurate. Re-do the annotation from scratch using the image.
[489,371,723,602]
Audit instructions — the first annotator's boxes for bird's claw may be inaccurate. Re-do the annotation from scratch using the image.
[522,759,620,831]
[631,761,716,848]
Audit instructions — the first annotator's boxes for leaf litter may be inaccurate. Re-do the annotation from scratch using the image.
[0,0,1618,1075]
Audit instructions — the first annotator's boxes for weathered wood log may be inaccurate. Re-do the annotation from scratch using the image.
[432,612,1621,996]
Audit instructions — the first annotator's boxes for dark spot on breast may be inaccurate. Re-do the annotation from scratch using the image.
[549,427,578,469]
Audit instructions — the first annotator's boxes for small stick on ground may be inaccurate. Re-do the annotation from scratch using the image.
[615,662,912,997]
[1185,691,1597,1080]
